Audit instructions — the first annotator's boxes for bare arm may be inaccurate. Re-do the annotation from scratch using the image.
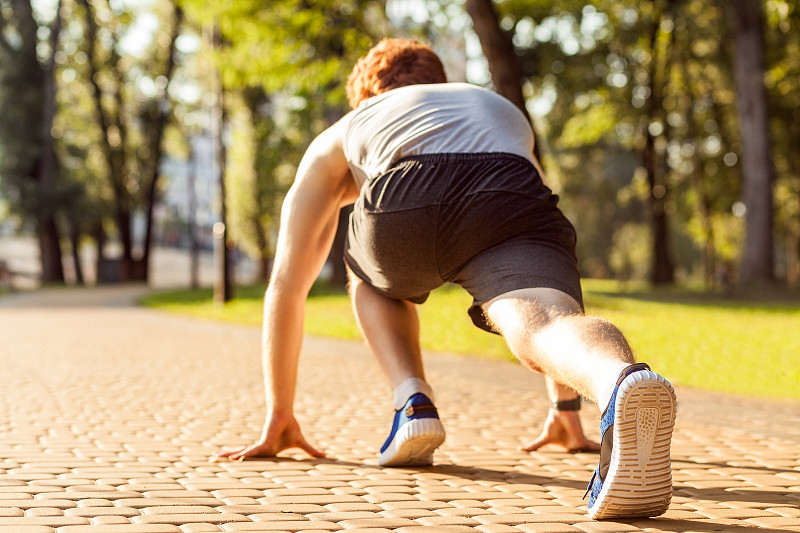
[215,118,357,460]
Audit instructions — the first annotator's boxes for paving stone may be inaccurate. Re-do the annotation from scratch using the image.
[223,521,341,531]
[0,527,54,533]
[75,500,114,508]
[219,526,292,532]
[209,490,265,499]
[178,525,222,533]
[141,506,220,515]
[766,506,800,518]
[475,513,556,525]
[0,500,76,510]
[337,517,418,528]
[307,512,377,521]
[515,525,584,533]
[131,514,250,525]
[222,504,328,514]
[257,495,364,505]
[64,508,140,518]
[746,516,800,528]
[474,525,521,533]
[241,513,304,522]
[396,525,475,533]
[377,509,437,520]
[116,498,224,508]
[572,522,641,532]
[89,516,132,525]
[58,526,182,533]
[0,517,89,527]
[334,530,393,533]
[415,515,480,526]
[25,509,64,517]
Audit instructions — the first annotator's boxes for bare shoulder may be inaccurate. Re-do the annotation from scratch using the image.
[305,114,351,162]
[293,115,357,205]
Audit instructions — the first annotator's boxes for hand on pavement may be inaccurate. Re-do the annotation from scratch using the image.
[520,408,600,454]
[212,412,325,462]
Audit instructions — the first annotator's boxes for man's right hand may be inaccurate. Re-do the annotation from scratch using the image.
[211,412,325,462]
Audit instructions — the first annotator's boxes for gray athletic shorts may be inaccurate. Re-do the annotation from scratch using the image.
[344,152,583,333]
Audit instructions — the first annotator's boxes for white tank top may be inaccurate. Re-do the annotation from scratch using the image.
[342,83,535,187]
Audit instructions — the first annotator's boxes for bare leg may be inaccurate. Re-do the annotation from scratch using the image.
[347,271,425,388]
[347,271,445,466]
[485,288,676,519]
[483,288,635,411]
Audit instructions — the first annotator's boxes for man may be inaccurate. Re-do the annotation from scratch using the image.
[215,39,677,520]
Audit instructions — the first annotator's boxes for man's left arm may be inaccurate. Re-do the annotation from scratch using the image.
[214,119,357,461]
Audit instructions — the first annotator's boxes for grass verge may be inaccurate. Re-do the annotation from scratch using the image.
[139,279,800,400]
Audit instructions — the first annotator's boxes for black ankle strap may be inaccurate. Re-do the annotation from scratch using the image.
[552,397,582,411]
[616,363,650,386]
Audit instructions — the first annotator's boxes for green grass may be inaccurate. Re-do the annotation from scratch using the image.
[139,279,800,400]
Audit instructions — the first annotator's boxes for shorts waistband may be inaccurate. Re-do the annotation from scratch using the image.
[395,152,535,167]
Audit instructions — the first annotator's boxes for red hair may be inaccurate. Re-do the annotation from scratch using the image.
[346,38,447,109]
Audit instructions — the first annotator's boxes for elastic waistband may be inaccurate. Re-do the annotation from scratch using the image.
[395,152,535,167]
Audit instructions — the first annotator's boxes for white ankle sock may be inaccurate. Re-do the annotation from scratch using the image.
[393,378,435,410]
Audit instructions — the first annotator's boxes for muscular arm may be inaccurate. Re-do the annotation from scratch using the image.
[263,120,357,415]
[215,118,357,460]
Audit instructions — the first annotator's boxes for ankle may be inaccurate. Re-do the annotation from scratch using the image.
[393,378,434,410]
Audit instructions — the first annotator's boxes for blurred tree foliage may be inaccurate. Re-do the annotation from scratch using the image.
[178,0,387,280]
[0,0,66,282]
[73,0,183,281]
[485,0,797,287]
[2,0,798,289]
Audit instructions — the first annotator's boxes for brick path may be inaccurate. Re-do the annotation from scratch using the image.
[1,286,799,533]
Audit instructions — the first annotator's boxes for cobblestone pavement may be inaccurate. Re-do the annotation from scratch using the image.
[1,286,799,533]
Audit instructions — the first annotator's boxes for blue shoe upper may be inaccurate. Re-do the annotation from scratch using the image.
[380,393,439,453]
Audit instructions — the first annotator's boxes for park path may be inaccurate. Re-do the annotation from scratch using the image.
[0,286,799,533]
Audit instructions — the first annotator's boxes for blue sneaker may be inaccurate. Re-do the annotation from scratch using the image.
[379,393,445,467]
[585,363,677,519]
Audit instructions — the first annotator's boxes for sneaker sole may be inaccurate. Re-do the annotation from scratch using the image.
[379,418,446,467]
[590,370,677,520]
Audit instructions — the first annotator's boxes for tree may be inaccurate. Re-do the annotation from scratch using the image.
[0,0,66,282]
[179,0,387,289]
[76,0,183,282]
[641,0,676,284]
[763,0,800,285]
[464,0,542,163]
[731,0,776,286]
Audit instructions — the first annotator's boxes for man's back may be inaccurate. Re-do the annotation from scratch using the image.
[343,82,534,187]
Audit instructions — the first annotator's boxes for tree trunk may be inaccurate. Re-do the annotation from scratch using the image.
[463,0,542,163]
[732,0,775,285]
[92,223,110,283]
[138,6,183,282]
[682,45,718,288]
[211,25,233,303]
[187,138,200,289]
[643,0,674,285]
[243,88,274,282]
[78,0,136,281]
[69,226,84,285]
[36,218,64,283]
[254,212,271,281]
[643,132,674,284]
[33,0,65,283]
